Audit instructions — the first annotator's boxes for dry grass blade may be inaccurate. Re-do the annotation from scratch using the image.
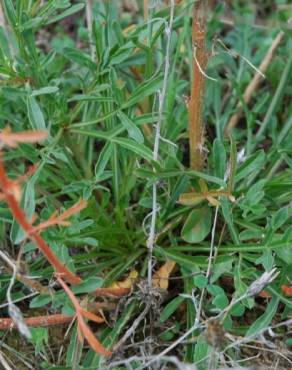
[152,260,176,290]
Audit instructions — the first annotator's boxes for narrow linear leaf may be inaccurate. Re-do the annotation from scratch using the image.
[27,95,46,130]
[235,150,266,183]
[117,111,144,144]
[245,297,279,338]
[112,137,153,161]
[31,86,59,96]
[95,142,114,179]
[160,296,185,323]
[45,4,85,25]
[122,74,163,109]
[1,0,16,27]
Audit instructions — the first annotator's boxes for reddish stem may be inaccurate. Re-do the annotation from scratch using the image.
[0,314,76,330]
[189,0,208,170]
[92,287,130,297]
[0,157,81,285]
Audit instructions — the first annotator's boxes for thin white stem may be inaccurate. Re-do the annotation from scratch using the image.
[193,46,217,82]
[195,205,219,326]
[0,351,13,370]
[146,0,175,288]
[0,250,31,338]
[0,250,16,306]
[0,292,38,309]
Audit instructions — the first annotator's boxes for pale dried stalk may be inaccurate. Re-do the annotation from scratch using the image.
[0,250,31,339]
[0,351,13,370]
[146,0,175,287]
[225,31,285,135]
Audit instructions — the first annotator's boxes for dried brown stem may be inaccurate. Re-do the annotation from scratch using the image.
[0,314,76,330]
[92,287,131,298]
[225,31,284,135]
[189,0,208,170]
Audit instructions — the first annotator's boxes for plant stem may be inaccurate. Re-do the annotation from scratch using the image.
[0,157,82,285]
[189,0,208,170]
[0,314,76,330]
[147,0,175,287]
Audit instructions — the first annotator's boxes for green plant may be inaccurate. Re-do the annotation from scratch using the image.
[0,1,291,369]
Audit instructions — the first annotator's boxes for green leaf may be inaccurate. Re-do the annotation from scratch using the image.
[66,325,82,367]
[194,274,208,288]
[123,74,163,109]
[245,297,279,337]
[117,111,144,144]
[210,259,233,283]
[31,86,59,96]
[22,17,43,31]
[213,292,229,309]
[230,302,245,317]
[213,139,226,179]
[277,245,292,265]
[68,95,113,103]
[239,229,264,241]
[45,3,85,25]
[207,285,229,310]
[95,142,114,179]
[63,47,96,70]
[27,95,46,130]
[160,296,185,323]
[255,250,274,271]
[29,327,49,355]
[30,294,52,308]
[181,207,212,244]
[112,137,153,161]
[10,176,37,244]
[271,206,289,231]
[193,335,210,370]
[72,277,103,294]
[0,26,11,60]
[1,0,16,27]
[235,150,266,183]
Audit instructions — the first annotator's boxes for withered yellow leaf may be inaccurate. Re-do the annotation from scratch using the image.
[152,260,176,290]
[110,270,138,289]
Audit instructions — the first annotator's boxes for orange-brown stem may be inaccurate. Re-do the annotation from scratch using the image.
[0,314,76,330]
[189,0,208,170]
[92,287,131,297]
[0,157,81,285]
[57,276,112,356]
